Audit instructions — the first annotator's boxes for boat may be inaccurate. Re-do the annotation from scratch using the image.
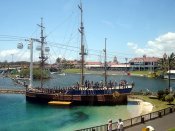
[25,2,134,105]
[164,70,175,80]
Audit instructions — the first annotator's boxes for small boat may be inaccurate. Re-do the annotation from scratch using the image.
[164,70,175,80]
[58,73,66,76]
[48,101,71,106]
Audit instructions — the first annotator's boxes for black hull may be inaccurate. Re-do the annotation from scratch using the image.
[26,92,128,105]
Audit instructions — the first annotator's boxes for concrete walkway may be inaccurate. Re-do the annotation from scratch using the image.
[125,112,175,131]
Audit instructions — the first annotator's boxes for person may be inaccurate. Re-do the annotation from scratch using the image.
[118,118,124,131]
[108,119,112,131]
[115,121,119,131]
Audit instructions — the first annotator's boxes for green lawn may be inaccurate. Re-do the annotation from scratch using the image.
[168,128,175,131]
[130,95,175,112]
[130,71,150,75]
[63,68,84,73]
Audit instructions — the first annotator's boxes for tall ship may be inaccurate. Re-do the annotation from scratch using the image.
[24,2,134,106]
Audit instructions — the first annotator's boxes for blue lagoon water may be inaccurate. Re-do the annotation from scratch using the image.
[0,94,144,131]
[0,74,175,131]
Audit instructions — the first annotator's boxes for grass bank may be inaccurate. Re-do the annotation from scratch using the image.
[63,69,85,73]
[129,95,175,112]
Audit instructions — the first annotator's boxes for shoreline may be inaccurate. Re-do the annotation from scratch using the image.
[128,97,154,115]
[128,95,175,112]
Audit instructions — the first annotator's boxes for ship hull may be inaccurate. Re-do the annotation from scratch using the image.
[26,87,132,105]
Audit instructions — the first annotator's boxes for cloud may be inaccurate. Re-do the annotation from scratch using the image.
[0,49,30,62]
[127,32,175,57]
[0,49,18,57]
[0,48,61,64]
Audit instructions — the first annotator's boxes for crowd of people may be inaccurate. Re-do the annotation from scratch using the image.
[108,118,124,131]
[76,79,130,89]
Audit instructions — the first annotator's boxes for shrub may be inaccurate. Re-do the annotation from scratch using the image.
[161,94,167,101]
[165,94,174,104]
[173,92,175,98]
[157,90,165,100]
[165,88,170,95]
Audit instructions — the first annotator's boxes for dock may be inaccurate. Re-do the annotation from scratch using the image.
[0,89,25,94]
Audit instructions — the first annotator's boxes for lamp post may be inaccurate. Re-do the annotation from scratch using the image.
[125,58,128,72]
[168,56,171,92]
[11,54,14,62]
[29,39,33,88]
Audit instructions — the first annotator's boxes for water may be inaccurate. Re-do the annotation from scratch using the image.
[0,74,174,130]
[0,94,143,131]
[29,74,175,92]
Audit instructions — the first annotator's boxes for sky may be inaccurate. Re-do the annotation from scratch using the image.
[1,0,175,63]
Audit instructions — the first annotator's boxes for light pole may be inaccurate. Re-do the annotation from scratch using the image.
[29,39,33,88]
[11,54,14,68]
[168,56,171,92]
[125,58,128,72]
[11,54,14,63]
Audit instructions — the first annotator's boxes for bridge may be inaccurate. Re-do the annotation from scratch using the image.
[0,89,26,94]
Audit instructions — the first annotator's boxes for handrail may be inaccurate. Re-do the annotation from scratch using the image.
[75,105,175,131]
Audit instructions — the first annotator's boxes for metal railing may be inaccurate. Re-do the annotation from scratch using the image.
[75,105,175,131]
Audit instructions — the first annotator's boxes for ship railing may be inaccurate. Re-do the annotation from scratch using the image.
[75,105,175,131]
[30,82,134,95]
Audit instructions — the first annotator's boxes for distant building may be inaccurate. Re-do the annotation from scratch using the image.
[108,62,130,71]
[85,62,102,70]
[129,55,160,71]
[113,56,118,63]
[85,61,129,71]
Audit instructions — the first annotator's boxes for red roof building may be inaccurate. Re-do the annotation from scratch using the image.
[129,55,160,71]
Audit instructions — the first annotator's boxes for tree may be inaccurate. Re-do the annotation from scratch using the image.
[157,53,168,75]
[157,90,165,100]
[168,53,175,70]
[56,57,61,63]
[165,94,174,104]
[158,52,175,74]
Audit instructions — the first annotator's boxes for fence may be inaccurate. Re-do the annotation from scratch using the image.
[75,105,175,131]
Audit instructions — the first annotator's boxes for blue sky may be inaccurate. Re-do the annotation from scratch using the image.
[1,0,175,63]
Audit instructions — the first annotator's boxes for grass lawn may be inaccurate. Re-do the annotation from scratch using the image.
[168,128,175,131]
[130,95,175,112]
[63,68,86,73]
[130,71,150,75]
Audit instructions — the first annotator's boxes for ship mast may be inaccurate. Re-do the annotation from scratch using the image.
[37,18,46,88]
[104,38,107,87]
[78,2,86,87]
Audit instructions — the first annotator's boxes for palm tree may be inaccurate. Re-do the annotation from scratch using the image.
[158,53,168,76]
[158,53,175,91]
[167,53,175,91]
[158,53,175,74]
[168,53,175,69]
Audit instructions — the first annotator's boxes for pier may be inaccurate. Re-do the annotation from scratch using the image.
[0,89,25,94]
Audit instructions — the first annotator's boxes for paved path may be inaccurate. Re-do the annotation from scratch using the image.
[125,112,175,131]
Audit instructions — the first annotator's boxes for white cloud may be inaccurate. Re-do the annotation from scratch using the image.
[0,49,30,62]
[127,32,175,57]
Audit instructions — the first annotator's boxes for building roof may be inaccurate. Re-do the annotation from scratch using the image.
[85,61,130,68]
[86,62,102,65]
[129,57,160,63]
[110,63,130,68]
